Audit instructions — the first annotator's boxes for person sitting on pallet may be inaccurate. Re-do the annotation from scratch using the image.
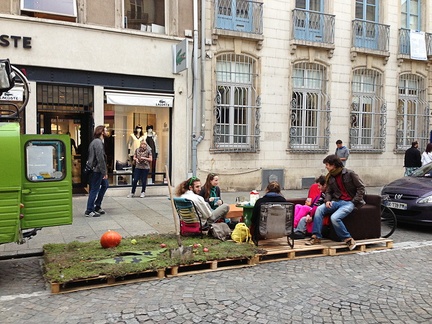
[305,154,365,251]
[175,177,230,228]
[292,175,327,239]
[250,181,287,245]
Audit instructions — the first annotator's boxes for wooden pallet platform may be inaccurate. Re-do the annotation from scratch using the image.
[50,268,166,294]
[49,237,393,294]
[166,257,256,277]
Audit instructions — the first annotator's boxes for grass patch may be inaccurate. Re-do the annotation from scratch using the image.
[43,234,258,283]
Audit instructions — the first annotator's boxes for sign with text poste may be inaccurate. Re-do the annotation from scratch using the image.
[173,38,189,74]
[410,30,427,61]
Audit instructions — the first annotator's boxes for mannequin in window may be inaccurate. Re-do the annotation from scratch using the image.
[127,125,145,173]
[144,125,158,183]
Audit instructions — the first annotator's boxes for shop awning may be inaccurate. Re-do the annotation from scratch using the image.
[105,92,173,107]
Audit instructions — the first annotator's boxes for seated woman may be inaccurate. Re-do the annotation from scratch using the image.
[199,173,224,210]
[292,175,326,239]
[250,181,287,245]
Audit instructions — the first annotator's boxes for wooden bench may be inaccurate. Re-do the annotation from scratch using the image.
[286,194,382,241]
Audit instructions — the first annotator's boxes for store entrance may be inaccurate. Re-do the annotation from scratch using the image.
[38,112,93,192]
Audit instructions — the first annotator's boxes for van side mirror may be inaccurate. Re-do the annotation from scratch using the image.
[0,59,16,95]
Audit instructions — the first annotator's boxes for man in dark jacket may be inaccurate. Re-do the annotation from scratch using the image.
[306,155,365,250]
[404,141,422,176]
[250,181,287,245]
[84,125,109,217]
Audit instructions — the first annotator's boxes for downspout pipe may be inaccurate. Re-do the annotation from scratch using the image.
[191,0,206,176]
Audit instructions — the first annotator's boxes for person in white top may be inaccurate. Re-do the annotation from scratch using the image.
[421,143,432,166]
[175,176,229,226]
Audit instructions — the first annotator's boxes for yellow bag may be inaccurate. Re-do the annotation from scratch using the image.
[231,222,253,244]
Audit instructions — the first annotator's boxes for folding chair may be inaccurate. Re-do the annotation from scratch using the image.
[173,197,204,237]
[256,202,294,248]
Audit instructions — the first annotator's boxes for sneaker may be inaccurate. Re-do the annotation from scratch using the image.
[140,192,145,198]
[346,238,357,251]
[85,211,100,217]
[127,193,135,198]
[305,235,321,246]
[95,208,105,215]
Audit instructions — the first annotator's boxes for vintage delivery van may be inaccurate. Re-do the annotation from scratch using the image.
[0,59,72,244]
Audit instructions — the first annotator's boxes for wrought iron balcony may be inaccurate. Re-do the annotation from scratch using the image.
[215,0,263,35]
[352,19,389,52]
[291,9,335,45]
[399,28,432,57]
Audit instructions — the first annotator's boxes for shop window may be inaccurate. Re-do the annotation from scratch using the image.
[21,0,77,22]
[124,0,165,33]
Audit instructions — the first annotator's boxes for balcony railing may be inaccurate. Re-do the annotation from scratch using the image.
[352,19,389,52]
[215,0,263,34]
[292,9,335,45]
[399,28,432,57]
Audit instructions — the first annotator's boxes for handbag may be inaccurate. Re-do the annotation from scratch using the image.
[83,160,94,176]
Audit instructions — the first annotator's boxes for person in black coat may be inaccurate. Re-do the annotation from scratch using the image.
[404,141,422,176]
[250,181,287,245]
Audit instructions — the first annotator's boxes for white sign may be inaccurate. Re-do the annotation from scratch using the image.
[172,38,189,74]
[106,92,173,107]
[410,30,427,61]
[0,89,23,101]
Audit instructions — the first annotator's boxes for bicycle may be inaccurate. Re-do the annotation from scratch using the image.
[380,195,397,238]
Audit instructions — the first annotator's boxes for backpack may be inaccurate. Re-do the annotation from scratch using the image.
[209,222,232,241]
[231,222,253,243]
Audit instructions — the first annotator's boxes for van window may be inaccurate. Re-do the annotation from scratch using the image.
[26,140,66,181]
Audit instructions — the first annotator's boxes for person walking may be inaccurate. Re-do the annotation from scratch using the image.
[335,139,349,166]
[127,140,152,198]
[305,154,365,251]
[404,141,422,176]
[421,143,432,166]
[84,125,109,217]
[175,177,229,226]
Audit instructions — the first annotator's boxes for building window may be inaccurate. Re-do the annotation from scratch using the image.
[21,0,77,22]
[396,73,429,151]
[213,54,260,153]
[289,62,330,152]
[350,68,386,152]
[124,0,165,33]
[401,0,421,30]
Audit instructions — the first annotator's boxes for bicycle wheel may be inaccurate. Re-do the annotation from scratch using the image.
[380,205,397,238]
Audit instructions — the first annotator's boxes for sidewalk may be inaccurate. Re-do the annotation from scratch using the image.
[0,187,382,257]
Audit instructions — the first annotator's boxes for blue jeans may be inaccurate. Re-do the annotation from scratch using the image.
[311,200,354,240]
[131,168,149,194]
[86,172,109,213]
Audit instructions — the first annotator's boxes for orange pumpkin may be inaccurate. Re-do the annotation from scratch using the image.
[100,230,122,248]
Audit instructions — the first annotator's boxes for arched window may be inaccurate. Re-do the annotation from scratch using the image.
[350,68,386,151]
[289,62,330,152]
[213,54,260,152]
[396,73,429,151]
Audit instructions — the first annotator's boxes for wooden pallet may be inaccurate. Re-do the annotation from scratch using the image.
[49,237,393,294]
[50,268,166,294]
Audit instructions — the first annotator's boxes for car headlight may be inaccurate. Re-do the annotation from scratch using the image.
[417,195,432,204]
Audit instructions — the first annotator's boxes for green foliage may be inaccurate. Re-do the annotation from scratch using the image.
[43,234,257,283]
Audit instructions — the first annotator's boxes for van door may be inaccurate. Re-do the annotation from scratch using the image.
[20,135,73,229]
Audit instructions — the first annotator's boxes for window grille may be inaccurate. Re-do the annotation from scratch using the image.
[37,84,93,113]
[396,73,429,152]
[212,53,260,153]
[350,68,386,152]
[289,62,330,152]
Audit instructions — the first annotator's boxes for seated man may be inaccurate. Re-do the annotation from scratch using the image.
[250,181,287,245]
[175,176,229,227]
[305,154,365,250]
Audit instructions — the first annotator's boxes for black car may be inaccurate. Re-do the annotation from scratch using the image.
[381,163,432,225]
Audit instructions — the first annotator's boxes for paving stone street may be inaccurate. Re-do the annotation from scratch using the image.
[1,189,432,323]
